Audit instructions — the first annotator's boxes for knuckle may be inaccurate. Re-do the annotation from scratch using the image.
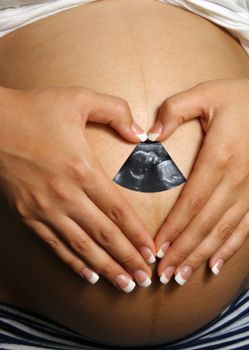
[161,98,186,124]
[72,236,89,254]
[215,150,232,170]
[195,81,213,96]
[30,192,51,214]
[47,178,69,202]
[189,250,207,266]
[177,191,204,216]
[45,236,60,251]
[170,244,188,261]
[217,222,234,241]
[189,195,205,215]
[15,200,31,221]
[66,159,94,183]
[199,219,213,238]
[122,254,138,267]
[161,99,177,116]
[97,227,114,246]
[108,203,125,222]
[115,97,130,115]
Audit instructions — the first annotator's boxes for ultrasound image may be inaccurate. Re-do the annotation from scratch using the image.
[113,140,186,193]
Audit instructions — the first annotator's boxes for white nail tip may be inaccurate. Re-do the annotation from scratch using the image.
[156,248,165,259]
[139,276,152,288]
[147,255,156,264]
[122,279,136,293]
[137,133,148,142]
[148,133,159,141]
[175,272,186,286]
[160,273,170,285]
[211,263,220,275]
[88,272,100,284]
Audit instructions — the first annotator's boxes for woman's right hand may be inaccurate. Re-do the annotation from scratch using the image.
[0,86,155,293]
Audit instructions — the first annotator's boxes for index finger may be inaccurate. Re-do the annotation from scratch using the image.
[155,132,227,255]
[73,143,156,264]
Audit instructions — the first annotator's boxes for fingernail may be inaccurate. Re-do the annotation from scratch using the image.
[140,246,156,264]
[115,274,136,293]
[147,133,159,141]
[211,259,224,275]
[156,241,171,259]
[160,266,175,285]
[133,270,152,287]
[148,121,163,141]
[131,122,147,142]
[175,266,192,286]
[80,267,99,284]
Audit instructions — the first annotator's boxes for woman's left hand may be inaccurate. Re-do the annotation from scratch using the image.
[148,78,249,285]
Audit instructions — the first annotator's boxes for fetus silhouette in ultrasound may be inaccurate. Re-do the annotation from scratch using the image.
[113,140,186,192]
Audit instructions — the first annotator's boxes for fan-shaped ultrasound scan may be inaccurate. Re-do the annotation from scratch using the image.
[113,140,186,193]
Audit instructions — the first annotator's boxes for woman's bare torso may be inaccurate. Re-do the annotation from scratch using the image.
[0,0,249,346]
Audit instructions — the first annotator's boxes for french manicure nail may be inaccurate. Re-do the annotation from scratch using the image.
[160,266,175,285]
[156,241,171,258]
[147,132,159,141]
[211,259,224,275]
[140,246,156,264]
[147,121,163,141]
[131,122,147,142]
[175,266,192,286]
[137,133,148,142]
[80,267,99,284]
[115,274,136,293]
[134,270,152,287]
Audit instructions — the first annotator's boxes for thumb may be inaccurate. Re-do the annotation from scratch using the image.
[82,91,147,143]
[147,83,211,142]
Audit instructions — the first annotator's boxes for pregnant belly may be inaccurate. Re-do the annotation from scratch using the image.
[0,0,249,346]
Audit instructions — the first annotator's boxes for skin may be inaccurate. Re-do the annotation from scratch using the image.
[0,86,156,290]
[0,0,248,345]
[150,79,249,284]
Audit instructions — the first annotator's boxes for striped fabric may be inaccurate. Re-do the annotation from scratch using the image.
[0,288,248,350]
